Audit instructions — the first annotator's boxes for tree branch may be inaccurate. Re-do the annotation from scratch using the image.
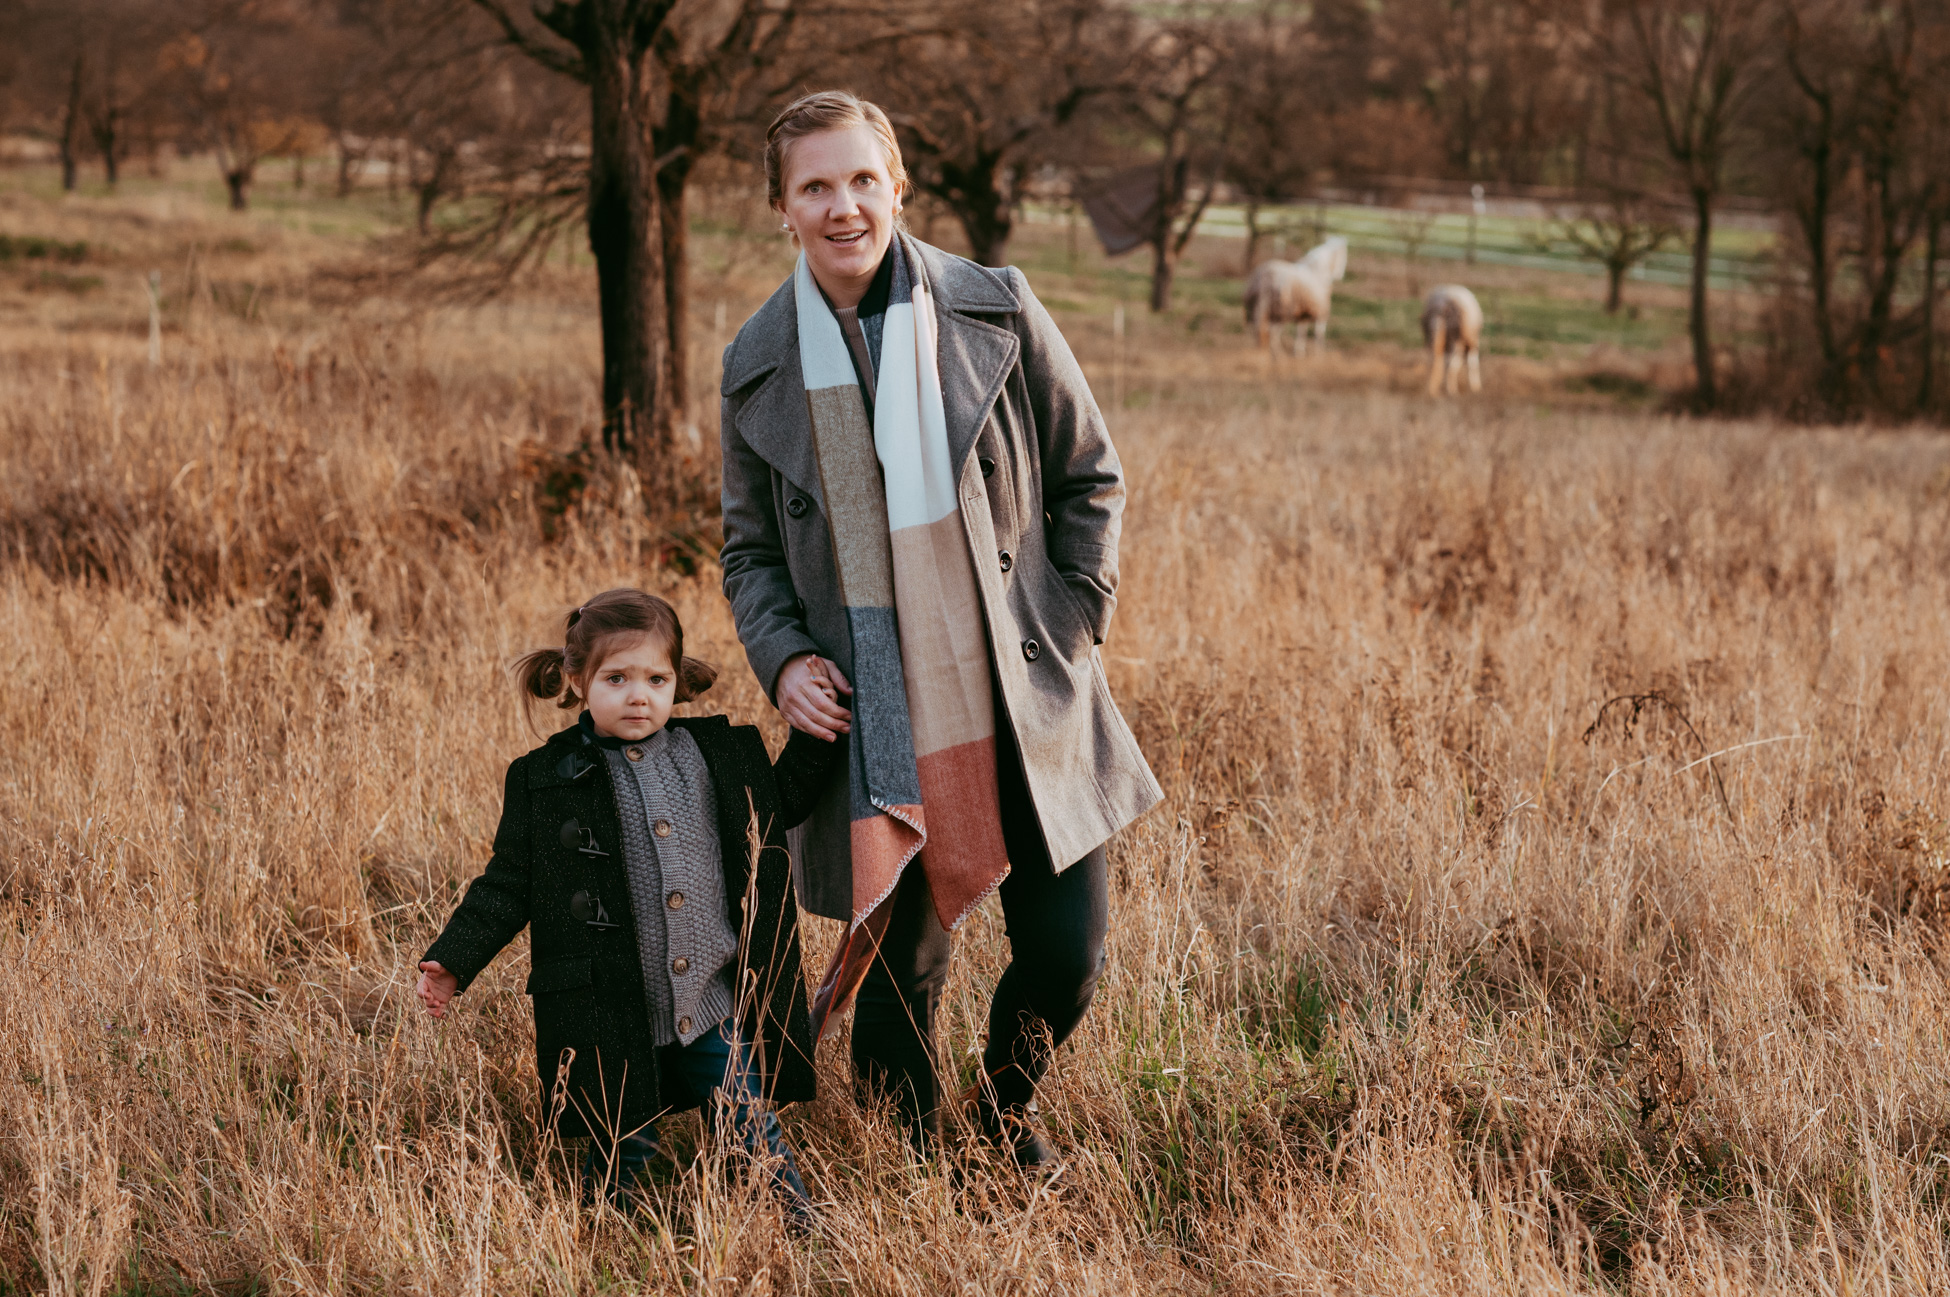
[469,0,586,81]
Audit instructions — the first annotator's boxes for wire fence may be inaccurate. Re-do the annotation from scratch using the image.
[1025,198,1783,294]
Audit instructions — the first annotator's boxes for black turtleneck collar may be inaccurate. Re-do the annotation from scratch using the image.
[577,711,668,751]
[856,245,895,320]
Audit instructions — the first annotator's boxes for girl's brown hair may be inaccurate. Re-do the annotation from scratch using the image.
[514,589,717,715]
[764,89,909,210]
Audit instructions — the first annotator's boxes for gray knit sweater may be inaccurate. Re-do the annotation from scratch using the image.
[602,727,737,1046]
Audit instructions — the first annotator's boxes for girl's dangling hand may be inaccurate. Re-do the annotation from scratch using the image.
[417,961,458,1018]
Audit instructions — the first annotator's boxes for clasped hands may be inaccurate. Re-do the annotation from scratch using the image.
[777,652,852,741]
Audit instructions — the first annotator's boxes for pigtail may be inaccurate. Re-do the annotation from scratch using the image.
[674,655,718,703]
[514,647,571,709]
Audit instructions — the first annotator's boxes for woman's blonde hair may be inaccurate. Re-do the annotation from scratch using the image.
[764,90,909,209]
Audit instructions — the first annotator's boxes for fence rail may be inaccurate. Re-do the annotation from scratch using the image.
[1024,198,1783,294]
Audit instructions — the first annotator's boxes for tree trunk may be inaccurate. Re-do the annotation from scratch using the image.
[584,39,672,492]
[93,106,121,186]
[1148,158,1188,313]
[225,167,252,211]
[656,146,692,452]
[1605,259,1624,313]
[1243,197,1262,274]
[1149,238,1175,312]
[1921,212,1941,414]
[1688,185,1716,409]
[958,205,1012,268]
[60,54,85,193]
[337,140,359,197]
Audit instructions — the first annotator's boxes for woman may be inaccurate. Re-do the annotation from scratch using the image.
[718,90,1161,1167]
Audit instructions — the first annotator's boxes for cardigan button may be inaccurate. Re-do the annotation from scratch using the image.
[979,456,995,478]
[998,550,1013,573]
[672,957,690,975]
[667,892,685,910]
[654,819,672,837]
[786,496,809,519]
[625,746,644,762]
[1022,639,1040,661]
[678,1015,693,1035]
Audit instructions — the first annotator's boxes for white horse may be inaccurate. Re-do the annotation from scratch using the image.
[1244,236,1348,357]
[1421,284,1483,395]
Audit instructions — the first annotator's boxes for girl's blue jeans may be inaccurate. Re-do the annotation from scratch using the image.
[580,1020,810,1214]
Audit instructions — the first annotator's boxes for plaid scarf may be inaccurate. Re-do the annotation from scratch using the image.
[796,236,1009,1039]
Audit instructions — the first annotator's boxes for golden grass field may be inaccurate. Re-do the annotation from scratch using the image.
[3,167,1950,1294]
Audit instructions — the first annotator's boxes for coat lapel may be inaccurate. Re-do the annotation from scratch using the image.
[908,237,1021,483]
[724,278,824,512]
[726,240,1022,514]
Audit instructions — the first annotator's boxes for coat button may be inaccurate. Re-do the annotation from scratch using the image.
[654,819,672,837]
[667,892,685,910]
[1022,639,1040,661]
[678,1015,692,1035]
[672,957,689,975]
[998,550,1013,573]
[625,746,644,762]
[786,496,809,518]
[980,456,995,478]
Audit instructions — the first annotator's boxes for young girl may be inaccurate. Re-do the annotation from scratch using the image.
[415,589,842,1224]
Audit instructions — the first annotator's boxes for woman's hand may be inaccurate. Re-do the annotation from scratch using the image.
[417,961,458,1019]
[778,653,852,741]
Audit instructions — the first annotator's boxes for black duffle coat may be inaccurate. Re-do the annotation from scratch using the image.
[423,714,837,1139]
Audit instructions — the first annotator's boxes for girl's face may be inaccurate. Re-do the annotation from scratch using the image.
[776,124,903,308]
[581,636,677,741]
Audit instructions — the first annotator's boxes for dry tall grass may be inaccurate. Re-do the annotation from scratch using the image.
[4,191,1950,1294]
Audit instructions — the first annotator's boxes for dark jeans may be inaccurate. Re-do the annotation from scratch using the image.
[582,1020,810,1212]
[849,720,1110,1143]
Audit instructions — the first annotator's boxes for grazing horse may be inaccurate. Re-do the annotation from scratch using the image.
[1421,284,1483,395]
[1244,236,1348,357]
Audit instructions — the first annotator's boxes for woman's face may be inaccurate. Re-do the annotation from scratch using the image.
[777,125,902,308]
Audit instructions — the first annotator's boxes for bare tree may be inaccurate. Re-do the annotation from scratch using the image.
[1223,3,1318,272]
[465,0,801,500]
[1556,192,1679,313]
[1557,78,1680,314]
[1596,0,1769,409]
[1102,21,1230,312]
[164,6,315,211]
[856,0,1118,267]
[1770,0,1950,415]
[1393,0,1586,186]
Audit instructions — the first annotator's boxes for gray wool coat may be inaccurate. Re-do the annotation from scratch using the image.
[719,236,1162,922]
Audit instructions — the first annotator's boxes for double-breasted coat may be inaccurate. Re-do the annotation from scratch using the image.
[422,715,836,1139]
[719,236,1162,921]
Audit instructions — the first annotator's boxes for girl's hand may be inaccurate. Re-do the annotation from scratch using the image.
[417,961,458,1019]
[778,653,852,741]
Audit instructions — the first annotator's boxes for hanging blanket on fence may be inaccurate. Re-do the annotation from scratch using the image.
[794,236,1010,1039]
